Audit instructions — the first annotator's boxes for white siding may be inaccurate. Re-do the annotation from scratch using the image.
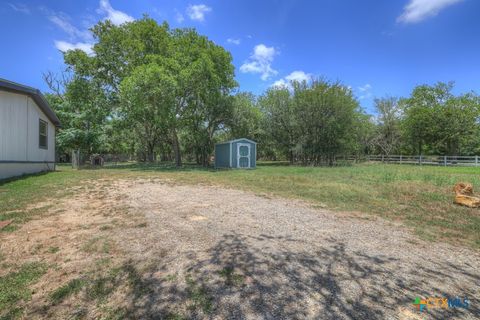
[0,90,56,179]
[0,91,28,161]
[26,97,55,162]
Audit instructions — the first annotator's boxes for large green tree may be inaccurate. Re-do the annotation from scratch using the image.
[44,73,110,159]
[259,87,297,162]
[293,80,360,165]
[61,17,236,165]
[259,79,361,165]
[372,97,402,155]
[171,28,237,166]
[229,93,263,140]
[402,82,480,155]
[119,63,176,162]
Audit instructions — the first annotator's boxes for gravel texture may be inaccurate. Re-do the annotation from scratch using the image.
[111,180,480,320]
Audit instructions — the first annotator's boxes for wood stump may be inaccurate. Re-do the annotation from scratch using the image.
[453,183,480,208]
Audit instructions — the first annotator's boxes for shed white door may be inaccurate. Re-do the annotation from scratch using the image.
[237,143,250,168]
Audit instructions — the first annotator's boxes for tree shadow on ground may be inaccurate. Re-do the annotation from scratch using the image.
[119,233,478,319]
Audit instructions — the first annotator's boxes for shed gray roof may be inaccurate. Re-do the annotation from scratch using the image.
[216,138,257,145]
[0,78,61,127]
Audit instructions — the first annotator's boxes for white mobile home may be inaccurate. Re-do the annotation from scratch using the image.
[0,79,61,180]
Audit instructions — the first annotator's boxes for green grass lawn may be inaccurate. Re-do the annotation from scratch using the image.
[1,162,479,248]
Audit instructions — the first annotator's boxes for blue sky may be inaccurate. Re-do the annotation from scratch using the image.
[0,0,479,112]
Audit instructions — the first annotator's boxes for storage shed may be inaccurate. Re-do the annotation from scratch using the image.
[0,79,61,180]
[215,138,256,169]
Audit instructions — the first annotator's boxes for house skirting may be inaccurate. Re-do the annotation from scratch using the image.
[0,162,55,180]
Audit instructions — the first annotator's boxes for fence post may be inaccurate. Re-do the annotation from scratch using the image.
[444,156,447,167]
[476,156,479,166]
[72,149,80,169]
[400,155,402,164]
[382,155,384,163]
[419,155,422,166]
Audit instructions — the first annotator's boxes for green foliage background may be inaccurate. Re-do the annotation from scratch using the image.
[45,17,480,166]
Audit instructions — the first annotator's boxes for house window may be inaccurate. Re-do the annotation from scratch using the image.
[39,119,48,149]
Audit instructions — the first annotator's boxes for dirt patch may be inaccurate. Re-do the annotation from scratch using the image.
[1,179,479,319]
[188,215,208,221]
[0,220,12,229]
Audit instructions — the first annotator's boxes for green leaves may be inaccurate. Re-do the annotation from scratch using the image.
[46,75,110,155]
[402,82,480,155]
[260,79,361,165]
[372,97,402,155]
[53,17,237,163]
[119,62,177,157]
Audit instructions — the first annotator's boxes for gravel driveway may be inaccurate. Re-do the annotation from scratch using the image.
[109,181,479,320]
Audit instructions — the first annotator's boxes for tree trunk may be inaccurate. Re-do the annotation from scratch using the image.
[195,152,201,165]
[202,147,210,167]
[172,129,182,167]
[147,151,154,162]
[328,154,334,166]
[204,129,215,167]
[146,143,155,162]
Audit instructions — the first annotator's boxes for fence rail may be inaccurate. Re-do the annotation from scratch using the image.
[346,155,480,167]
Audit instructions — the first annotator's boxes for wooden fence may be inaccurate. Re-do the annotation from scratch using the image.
[346,155,480,167]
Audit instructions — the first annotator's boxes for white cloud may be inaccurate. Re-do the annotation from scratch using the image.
[272,79,288,88]
[43,9,94,55]
[48,14,92,42]
[54,40,93,55]
[272,71,312,89]
[358,84,372,92]
[253,44,276,61]
[45,1,132,56]
[227,38,241,45]
[397,0,462,24]
[285,71,312,83]
[186,4,212,22]
[98,0,134,25]
[357,84,372,100]
[240,44,278,80]
[7,2,30,14]
[175,11,185,23]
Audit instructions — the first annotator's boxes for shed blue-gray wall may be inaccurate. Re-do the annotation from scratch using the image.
[214,142,230,168]
[215,138,256,168]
